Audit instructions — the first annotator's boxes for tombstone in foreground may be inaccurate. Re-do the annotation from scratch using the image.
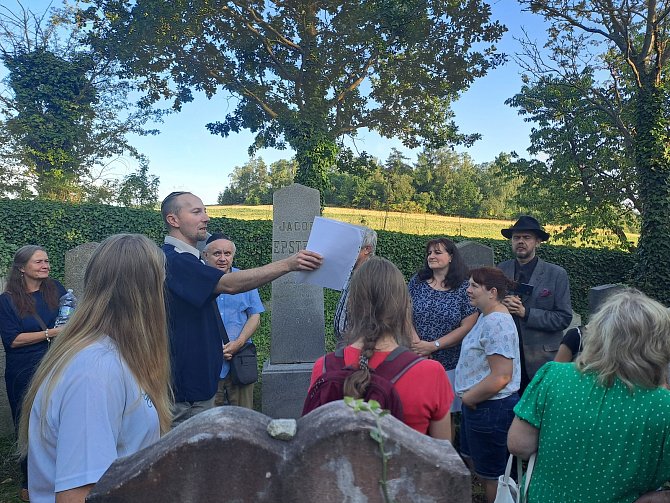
[262,184,324,418]
[88,401,471,503]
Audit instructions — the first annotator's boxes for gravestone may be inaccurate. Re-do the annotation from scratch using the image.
[0,275,12,436]
[589,284,625,316]
[262,184,324,418]
[456,240,494,269]
[88,401,471,503]
[64,242,99,298]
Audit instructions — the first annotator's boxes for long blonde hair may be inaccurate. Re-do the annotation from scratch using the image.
[18,234,172,456]
[576,289,670,390]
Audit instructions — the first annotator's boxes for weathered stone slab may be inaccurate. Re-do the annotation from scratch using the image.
[589,284,625,316]
[269,183,324,363]
[64,242,99,298]
[456,240,494,270]
[88,401,471,503]
[564,311,582,335]
[263,183,324,419]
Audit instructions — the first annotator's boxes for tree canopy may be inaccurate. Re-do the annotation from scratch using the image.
[81,0,506,201]
[0,2,162,203]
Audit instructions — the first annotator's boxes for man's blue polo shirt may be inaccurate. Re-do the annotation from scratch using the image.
[162,237,224,402]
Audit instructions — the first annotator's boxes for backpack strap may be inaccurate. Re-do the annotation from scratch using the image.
[323,348,347,373]
[374,347,424,383]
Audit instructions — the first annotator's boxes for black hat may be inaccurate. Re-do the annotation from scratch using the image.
[501,216,550,241]
[205,232,232,245]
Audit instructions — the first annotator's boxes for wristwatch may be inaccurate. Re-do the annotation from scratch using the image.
[434,340,440,348]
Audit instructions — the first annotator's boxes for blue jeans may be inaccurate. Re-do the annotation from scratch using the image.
[460,393,519,479]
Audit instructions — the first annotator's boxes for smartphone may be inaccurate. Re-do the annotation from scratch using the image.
[510,282,534,297]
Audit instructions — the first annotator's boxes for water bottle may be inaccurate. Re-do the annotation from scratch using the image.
[54,289,77,327]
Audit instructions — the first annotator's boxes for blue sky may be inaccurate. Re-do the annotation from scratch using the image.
[15,1,550,204]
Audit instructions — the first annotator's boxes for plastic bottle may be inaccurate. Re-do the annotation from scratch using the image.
[54,289,77,327]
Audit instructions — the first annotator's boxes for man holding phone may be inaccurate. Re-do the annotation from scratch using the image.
[498,216,572,391]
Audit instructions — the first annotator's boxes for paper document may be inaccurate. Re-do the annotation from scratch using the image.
[294,217,364,290]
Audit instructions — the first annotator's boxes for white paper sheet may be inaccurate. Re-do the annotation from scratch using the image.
[294,217,364,290]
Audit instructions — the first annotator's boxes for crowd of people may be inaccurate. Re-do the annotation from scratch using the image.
[2,191,669,503]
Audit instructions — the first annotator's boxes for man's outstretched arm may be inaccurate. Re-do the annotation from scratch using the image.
[215,250,322,295]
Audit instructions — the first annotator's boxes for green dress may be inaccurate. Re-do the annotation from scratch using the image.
[515,362,670,503]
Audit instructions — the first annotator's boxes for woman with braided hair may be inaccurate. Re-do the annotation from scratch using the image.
[308,256,454,438]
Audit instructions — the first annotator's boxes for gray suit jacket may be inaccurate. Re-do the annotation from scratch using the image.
[498,258,572,378]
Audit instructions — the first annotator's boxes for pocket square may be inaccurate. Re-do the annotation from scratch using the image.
[539,288,552,297]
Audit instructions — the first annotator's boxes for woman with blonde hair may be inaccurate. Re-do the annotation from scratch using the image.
[508,289,670,503]
[306,257,453,438]
[19,234,172,503]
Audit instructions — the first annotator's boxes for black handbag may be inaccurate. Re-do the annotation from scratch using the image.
[212,301,258,385]
[230,342,259,385]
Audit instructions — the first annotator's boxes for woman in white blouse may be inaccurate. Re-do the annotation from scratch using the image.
[455,266,521,503]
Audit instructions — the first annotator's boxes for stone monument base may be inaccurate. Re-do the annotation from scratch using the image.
[262,361,313,419]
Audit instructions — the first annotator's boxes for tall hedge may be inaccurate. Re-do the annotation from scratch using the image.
[0,199,634,316]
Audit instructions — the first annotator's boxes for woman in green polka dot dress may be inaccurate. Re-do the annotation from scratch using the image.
[508,289,670,503]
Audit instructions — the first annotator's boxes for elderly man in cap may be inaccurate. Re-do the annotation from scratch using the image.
[202,233,264,409]
[498,216,572,391]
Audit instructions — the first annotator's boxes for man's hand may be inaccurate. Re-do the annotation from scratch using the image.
[411,339,437,357]
[287,250,323,271]
[502,295,526,318]
[223,339,244,360]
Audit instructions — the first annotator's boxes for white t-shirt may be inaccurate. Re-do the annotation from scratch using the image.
[28,337,160,502]
[455,311,520,399]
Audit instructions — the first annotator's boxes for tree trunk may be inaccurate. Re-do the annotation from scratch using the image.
[633,82,670,303]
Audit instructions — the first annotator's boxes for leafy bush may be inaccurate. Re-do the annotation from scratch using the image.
[0,199,634,317]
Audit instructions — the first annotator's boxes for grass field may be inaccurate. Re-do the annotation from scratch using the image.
[207,205,638,247]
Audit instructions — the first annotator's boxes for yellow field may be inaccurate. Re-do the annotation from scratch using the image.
[206,205,638,247]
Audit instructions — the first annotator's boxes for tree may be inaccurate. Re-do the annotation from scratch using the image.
[81,0,505,203]
[0,3,162,201]
[116,162,160,209]
[413,148,482,216]
[268,159,297,194]
[477,154,523,219]
[217,157,271,205]
[506,73,638,249]
[517,1,670,302]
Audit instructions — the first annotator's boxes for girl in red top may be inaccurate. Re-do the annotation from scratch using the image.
[309,257,453,438]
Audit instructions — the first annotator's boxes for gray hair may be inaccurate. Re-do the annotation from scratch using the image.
[360,227,377,253]
[576,288,670,390]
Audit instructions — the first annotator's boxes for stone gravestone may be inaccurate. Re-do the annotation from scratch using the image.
[456,240,494,270]
[262,184,324,418]
[589,284,625,316]
[0,275,12,437]
[88,401,471,503]
[64,242,99,298]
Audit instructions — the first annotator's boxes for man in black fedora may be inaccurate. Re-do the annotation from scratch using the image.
[498,216,572,391]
